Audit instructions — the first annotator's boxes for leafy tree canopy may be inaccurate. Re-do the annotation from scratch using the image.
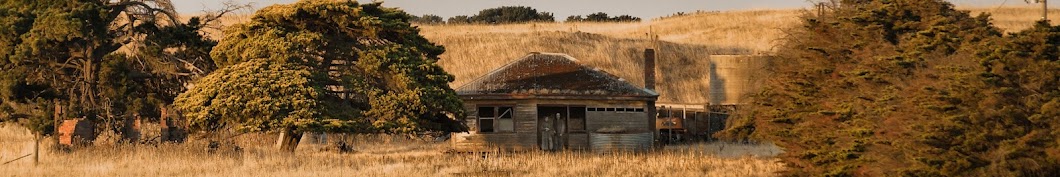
[177,1,466,138]
[410,14,445,25]
[463,6,554,24]
[173,59,360,133]
[447,15,471,24]
[0,0,224,137]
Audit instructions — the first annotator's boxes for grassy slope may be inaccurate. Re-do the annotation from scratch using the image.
[422,10,799,103]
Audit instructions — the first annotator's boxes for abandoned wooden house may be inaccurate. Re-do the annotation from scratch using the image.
[451,51,660,152]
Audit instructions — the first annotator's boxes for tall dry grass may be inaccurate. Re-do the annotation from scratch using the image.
[963,7,1060,33]
[0,125,784,177]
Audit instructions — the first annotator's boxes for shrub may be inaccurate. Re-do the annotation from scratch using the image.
[462,6,554,24]
[566,12,641,22]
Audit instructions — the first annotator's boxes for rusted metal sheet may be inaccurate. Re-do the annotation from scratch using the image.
[589,132,653,152]
[567,133,589,150]
[456,53,658,99]
[450,132,538,152]
[58,119,95,146]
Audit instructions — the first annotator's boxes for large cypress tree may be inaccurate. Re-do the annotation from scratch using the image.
[173,0,467,152]
[0,0,230,165]
[722,0,1060,175]
[0,0,223,138]
[717,0,1006,175]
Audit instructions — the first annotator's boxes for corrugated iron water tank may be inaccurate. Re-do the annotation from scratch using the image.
[707,55,772,105]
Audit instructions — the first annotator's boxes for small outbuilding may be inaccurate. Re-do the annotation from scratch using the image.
[451,51,659,152]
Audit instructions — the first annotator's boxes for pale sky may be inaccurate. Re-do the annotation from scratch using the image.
[174,0,1050,20]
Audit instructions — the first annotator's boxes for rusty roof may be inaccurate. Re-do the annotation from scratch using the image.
[456,53,658,99]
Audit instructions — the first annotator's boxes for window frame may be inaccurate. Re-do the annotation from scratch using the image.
[477,105,516,133]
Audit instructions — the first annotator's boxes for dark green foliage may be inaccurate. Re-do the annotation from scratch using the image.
[911,21,1060,176]
[447,15,471,24]
[0,0,218,136]
[463,6,554,24]
[177,1,467,137]
[567,12,641,22]
[410,14,445,25]
[0,69,57,136]
[173,59,361,132]
[565,15,584,22]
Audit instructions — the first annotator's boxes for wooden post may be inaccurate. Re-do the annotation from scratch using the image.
[33,132,40,166]
[682,105,686,142]
[817,3,825,17]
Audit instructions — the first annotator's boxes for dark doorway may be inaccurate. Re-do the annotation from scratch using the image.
[537,105,586,151]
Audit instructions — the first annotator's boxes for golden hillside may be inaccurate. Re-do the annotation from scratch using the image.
[202,7,1055,103]
[422,10,800,103]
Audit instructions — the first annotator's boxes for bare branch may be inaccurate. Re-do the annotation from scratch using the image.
[197,1,253,32]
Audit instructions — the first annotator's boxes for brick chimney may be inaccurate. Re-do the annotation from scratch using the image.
[644,48,659,147]
[644,49,656,90]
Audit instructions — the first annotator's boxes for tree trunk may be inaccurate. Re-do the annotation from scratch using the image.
[277,128,302,152]
[33,132,40,166]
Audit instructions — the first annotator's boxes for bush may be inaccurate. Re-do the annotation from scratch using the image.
[462,6,554,24]
[566,12,641,22]
[410,14,444,25]
[447,15,471,24]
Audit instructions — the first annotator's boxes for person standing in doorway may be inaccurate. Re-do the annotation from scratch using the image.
[554,113,566,150]
[541,115,554,151]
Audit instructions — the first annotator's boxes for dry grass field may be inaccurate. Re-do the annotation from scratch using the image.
[0,125,784,177]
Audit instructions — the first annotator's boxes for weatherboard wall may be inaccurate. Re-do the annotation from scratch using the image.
[450,99,653,152]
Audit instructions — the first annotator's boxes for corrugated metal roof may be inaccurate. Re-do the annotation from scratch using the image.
[456,52,657,98]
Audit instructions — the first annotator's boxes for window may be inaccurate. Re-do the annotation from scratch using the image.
[587,107,645,112]
[569,107,586,132]
[498,107,514,132]
[478,106,514,133]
